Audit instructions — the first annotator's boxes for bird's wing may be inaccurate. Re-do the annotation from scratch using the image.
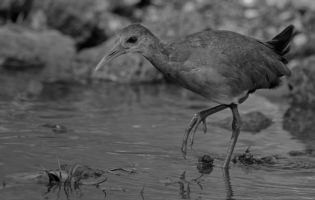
[166,29,290,95]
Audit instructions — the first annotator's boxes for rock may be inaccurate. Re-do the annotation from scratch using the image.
[216,111,272,133]
[197,155,214,174]
[97,12,132,38]
[289,34,315,59]
[283,104,315,158]
[0,25,76,82]
[0,0,33,23]
[283,106,315,143]
[1,56,43,71]
[287,56,315,107]
[35,0,109,50]
[35,0,133,50]
[143,8,209,41]
[76,9,209,83]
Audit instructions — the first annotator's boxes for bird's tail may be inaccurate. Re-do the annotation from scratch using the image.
[266,25,295,62]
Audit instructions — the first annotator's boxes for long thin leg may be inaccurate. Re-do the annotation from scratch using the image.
[222,168,234,200]
[181,104,229,158]
[223,104,242,169]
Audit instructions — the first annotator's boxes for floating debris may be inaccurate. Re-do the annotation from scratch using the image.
[3,161,138,199]
[232,148,278,166]
[42,123,68,134]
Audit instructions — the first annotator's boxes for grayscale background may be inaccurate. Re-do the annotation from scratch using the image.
[0,0,315,200]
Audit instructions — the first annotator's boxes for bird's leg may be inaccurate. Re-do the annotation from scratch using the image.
[222,168,234,199]
[181,104,229,158]
[223,104,242,169]
[190,104,230,146]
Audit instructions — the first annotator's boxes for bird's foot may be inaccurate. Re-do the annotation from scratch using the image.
[181,112,208,158]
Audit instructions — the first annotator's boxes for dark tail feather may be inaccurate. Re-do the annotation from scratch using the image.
[266,25,295,58]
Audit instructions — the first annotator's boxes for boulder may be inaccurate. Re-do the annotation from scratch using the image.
[0,0,33,23]
[283,105,315,152]
[283,106,315,141]
[0,25,76,98]
[287,56,315,107]
[34,0,106,50]
[216,111,273,133]
[34,0,132,50]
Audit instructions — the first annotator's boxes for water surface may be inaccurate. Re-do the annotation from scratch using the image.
[0,83,315,200]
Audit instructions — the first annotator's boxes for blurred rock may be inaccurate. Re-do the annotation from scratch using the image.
[289,33,315,59]
[283,106,315,140]
[97,12,131,38]
[0,25,75,82]
[287,56,315,107]
[283,105,315,152]
[0,0,33,24]
[216,111,272,133]
[34,0,108,50]
[144,8,209,41]
[1,56,43,71]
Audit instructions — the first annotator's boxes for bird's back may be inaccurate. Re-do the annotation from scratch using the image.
[162,26,294,104]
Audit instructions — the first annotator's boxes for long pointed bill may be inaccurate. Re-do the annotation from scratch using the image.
[94,45,126,71]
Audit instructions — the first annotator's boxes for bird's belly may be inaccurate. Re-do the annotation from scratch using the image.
[169,70,248,105]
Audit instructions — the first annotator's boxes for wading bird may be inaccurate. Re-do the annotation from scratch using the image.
[95,24,295,169]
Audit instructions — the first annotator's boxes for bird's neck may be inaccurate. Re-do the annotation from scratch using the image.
[142,39,170,73]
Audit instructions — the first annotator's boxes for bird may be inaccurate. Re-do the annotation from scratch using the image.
[95,23,295,169]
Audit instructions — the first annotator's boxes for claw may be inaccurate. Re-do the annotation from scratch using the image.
[202,120,207,134]
[181,116,198,158]
[190,116,206,147]
[181,129,189,159]
[181,105,228,159]
[182,112,210,156]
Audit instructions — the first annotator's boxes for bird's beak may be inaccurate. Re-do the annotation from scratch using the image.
[94,44,126,71]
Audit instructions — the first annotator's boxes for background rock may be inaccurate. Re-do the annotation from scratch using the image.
[216,111,273,133]
[0,25,76,82]
[283,105,315,152]
[287,56,315,107]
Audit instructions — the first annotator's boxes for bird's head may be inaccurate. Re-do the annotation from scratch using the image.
[95,24,156,71]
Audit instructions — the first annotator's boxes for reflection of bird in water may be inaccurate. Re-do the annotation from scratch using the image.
[95,24,295,168]
[163,168,234,199]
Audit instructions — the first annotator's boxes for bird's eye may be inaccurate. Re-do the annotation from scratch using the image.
[126,36,138,44]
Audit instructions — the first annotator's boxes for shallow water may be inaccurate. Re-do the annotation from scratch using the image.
[0,83,315,200]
